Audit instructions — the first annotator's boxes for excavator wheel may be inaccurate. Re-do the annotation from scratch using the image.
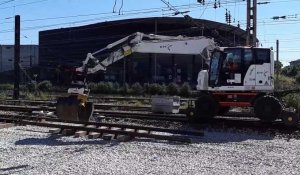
[186,107,197,123]
[254,95,282,122]
[56,96,94,121]
[281,110,299,127]
[194,94,218,119]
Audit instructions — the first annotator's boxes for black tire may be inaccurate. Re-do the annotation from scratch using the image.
[254,95,282,122]
[195,94,218,119]
[281,110,299,127]
[186,107,196,122]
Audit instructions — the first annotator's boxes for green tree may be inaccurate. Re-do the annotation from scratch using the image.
[289,66,299,77]
[281,65,299,77]
[274,60,283,73]
[179,82,191,97]
[131,83,144,95]
[166,83,179,95]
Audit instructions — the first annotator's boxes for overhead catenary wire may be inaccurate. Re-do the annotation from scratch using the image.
[1,1,296,65]
[3,0,243,34]
[0,2,205,23]
[119,0,123,15]
[0,2,208,26]
[0,0,293,15]
[0,11,177,34]
[113,0,117,13]
[0,0,247,22]
[0,0,296,64]
[0,0,299,47]
[0,0,295,26]
[0,0,48,10]
[0,0,14,6]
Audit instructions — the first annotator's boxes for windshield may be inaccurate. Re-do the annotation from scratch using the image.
[222,48,242,71]
[209,51,222,86]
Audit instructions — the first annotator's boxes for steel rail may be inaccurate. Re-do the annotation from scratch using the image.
[3,100,152,111]
[2,99,184,113]
[0,104,187,122]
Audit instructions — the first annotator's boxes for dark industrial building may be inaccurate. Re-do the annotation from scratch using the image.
[39,17,247,85]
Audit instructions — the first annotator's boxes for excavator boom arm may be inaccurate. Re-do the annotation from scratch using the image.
[75,32,216,74]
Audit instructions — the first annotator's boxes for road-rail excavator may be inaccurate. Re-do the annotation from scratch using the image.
[56,32,215,122]
[56,32,299,126]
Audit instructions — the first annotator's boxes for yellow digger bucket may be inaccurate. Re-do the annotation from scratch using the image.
[56,95,94,121]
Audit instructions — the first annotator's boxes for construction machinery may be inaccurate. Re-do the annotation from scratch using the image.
[56,32,216,121]
[56,32,299,126]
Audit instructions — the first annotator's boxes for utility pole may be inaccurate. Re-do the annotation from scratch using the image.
[276,40,279,81]
[123,52,126,91]
[154,18,158,83]
[246,0,257,47]
[13,15,20,100]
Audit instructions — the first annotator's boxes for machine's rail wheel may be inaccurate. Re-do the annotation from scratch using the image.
[281,110,299,126]
[194,94,218,119]
[254,95,282,122]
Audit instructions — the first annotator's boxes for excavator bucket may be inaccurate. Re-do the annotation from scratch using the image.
[56,96,94,121]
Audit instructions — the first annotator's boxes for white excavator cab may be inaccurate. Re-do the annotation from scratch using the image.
[197,47,274,92]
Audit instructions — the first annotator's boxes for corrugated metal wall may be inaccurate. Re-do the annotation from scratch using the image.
[0,45,38,72]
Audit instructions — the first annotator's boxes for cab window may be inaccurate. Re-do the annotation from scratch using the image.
[209,51,222,86]
[255,49,270,64]
[222,49,242,71]
[244,49,253,67]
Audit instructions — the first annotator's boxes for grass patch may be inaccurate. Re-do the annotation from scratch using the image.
[0,84,13,90]
[282,93,300,111]
[23,92,52,101]
[274,75,296,90]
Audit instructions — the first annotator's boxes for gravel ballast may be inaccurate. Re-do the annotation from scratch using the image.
[0,126,300,175]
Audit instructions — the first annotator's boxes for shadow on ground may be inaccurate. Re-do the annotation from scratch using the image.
[193,129,275,144]
[14,134,120,147]
[0,165,32,175]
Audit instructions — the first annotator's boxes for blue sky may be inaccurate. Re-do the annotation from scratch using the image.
[0,0,299,66]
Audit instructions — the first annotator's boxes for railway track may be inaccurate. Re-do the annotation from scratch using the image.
[0,103,297,128]
[0,104,187,122]
[0,114,203,143]
[47,95,194,103]
[2,99,152,111]
[1,112,298,141]
[3,95,193,105]
[0,102,299,135]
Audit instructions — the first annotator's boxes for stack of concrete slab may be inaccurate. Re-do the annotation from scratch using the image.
[151,96,180,114]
